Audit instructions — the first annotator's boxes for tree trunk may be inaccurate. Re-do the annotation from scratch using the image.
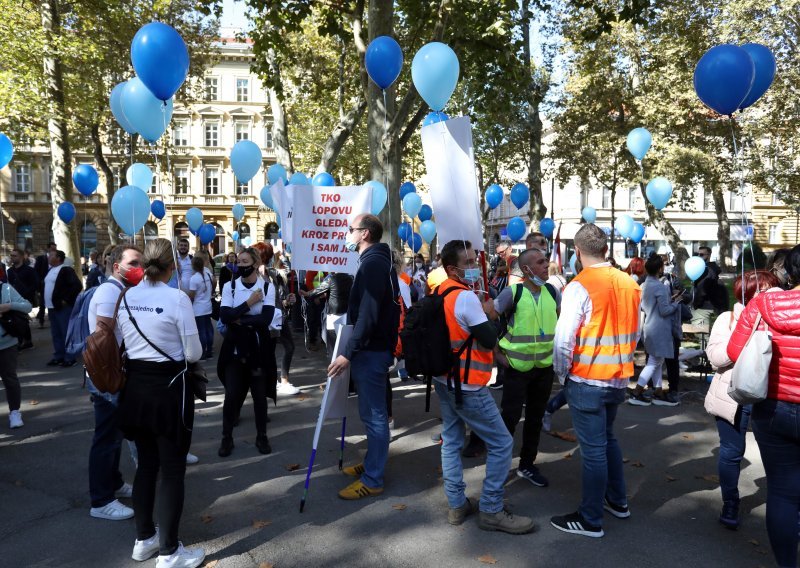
[266,49,293,171]
[317,98,367,173]
[40,0,79,261]
[638,181,690,278]
[711,184,732,270]
[91,124,120,244]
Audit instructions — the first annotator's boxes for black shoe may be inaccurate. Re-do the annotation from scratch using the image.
[218,437,234,457]
[517,465,549,487]
[719,499,739,530]
[46,359,63,366]
[550,511,604,538]
[17,342,33,351]
[60,360,77,368]
[603,496,630,519]
[256,435,272,455]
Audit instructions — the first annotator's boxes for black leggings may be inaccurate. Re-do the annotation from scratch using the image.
[279,322,295,378]
[222,360,269,438]
[0,346,20,411]
[665,336,680,393]
[133,433,187,556]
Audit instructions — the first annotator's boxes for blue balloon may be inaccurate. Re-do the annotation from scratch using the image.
[198,223,216,245]
[581,206,597,223]
[485,184,503,210]
[185,207,203,231]
[630,222,646,244]
[277,230,282,239]
[510,183,529,209]
[73,164,99,196]
[57,202,76,224]
[411,42,460,111]
[685,256,706,281]
[131,22,189,101]
[110,83,136,135]
[232,203,246,222]
[507,217,526,242]
[402,192,423,218]
[289,172,309,185]
[422,111,449,127]
[313,172,335,187]
[418,204,433,222]
[399,181,416,199]
[420,220,437,243]
[409,232,423,253]
[232,231,240,241]
[120,78,174,143]
[111,186,150,235]
[616,215,634,239]
[540,218,555,238]
[0,133,12,169]
[230,140,262,184]
[646,177,673,210]
[267,163,287,185]
[398,222,412,242]
[151,199,165,220]
[365,36,404,90]
[126,163,153,192]
[260,186,274,209]
[693,44,755,116]
[626,128,652,161]
[569,253,578,275]
[740,43,776,110]
[365,180,388,215]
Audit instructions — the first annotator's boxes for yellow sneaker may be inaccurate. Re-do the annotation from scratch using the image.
[342,463,365,477]
[338,480,384,500]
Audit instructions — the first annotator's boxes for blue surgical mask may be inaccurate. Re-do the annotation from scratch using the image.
[460,267,481,285]
[345,241,358,253]
[529,274,547,287]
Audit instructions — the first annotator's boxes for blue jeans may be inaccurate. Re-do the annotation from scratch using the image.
[546,389,568,415]
[89,394,124,508]
[195,315,214,355]
[351,349,394,488]
[49,306,73,362]
[751,399,800,568]
[565,379,627,527]
[716,404,752,502]
[435,381,513,513]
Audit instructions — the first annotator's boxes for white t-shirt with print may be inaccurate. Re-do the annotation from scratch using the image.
[88,277,125,342]
[189,267,213,317]
[434,289,489,392]
[220,276,276,315]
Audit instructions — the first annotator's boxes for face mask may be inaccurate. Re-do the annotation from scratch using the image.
[239,265,255,278]
[345,241,358,253]
[529,274,546,287]
[415,262,423,269]
[120,265,144,286]
[460,267,481,285]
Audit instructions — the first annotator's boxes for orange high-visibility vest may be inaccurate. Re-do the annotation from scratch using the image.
[440,278,494,386]
[570,266,641,380]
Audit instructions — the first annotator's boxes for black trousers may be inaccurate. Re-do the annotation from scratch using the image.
[222,359,268,438]
[665,336,680,393]
[0,346,20,411]
[278,322,295,378]
[133,432,187,556]
[500,365,554,468]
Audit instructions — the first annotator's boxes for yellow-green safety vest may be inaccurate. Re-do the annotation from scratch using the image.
[498,283,557,371]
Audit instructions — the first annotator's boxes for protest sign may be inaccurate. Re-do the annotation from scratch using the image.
[270,180,295,245]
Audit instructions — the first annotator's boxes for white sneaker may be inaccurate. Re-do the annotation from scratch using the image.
[115,482,133,499]
[90,499,134,520]
[388,418,395,430]
[155,542,205,568]
[276,381,300,396]
[9,410,23,429]
[132,528,160,561]
[185,452,199,465]
[542,411,552,433]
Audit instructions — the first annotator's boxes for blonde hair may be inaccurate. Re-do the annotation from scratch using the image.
[548,262,560,276]
[143,238,175,280]
[238,247,261,267]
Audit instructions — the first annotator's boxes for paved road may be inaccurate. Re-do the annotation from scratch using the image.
[0,325,776,568]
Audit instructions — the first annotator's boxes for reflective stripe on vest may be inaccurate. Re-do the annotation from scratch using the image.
[440,278,494,386]
[570,266,641,380]
[498,284,557,371]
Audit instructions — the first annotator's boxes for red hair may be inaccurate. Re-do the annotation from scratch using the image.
[734,270,779,306]
[625,257,646,279]
[252,242,274,265]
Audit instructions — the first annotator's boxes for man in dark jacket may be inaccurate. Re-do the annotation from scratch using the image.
[34,242,57,327]
[44,250,82,367]
[328,213,400,500]
[7,248,37,350]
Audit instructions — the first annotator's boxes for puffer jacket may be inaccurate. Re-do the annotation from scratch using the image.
[727,289,800,403]
[705,304,744,423]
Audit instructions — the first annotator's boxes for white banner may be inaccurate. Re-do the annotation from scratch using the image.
[290,185,371,274]
[311,324,353,448]
[421,116,484,251]
[270,180,296,245]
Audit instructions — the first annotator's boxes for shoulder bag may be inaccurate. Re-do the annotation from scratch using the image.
[728,310,771,405]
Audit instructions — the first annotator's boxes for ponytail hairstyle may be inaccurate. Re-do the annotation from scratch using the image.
[143,238,175,281]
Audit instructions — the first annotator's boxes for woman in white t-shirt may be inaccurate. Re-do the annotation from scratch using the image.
[188,256,214,359]
[216,247,278,458]
[115,238,204,568]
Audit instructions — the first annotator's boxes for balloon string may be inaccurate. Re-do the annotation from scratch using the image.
[729,116,755,303]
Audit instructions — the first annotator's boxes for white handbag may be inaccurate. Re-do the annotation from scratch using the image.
[728,311,772,405]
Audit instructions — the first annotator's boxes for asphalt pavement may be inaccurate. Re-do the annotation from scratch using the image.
[0,324,777,568]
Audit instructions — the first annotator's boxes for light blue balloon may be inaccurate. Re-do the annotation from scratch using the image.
[626,128,652,161]
[411,42,460,112]
[232,231,240,241]
[242,236,253,247]
[289,172,309,185]
[507,217,526,242]
[630,222,646,244]
[232,203,246,222]
[313,172,335,186]
[616,214,634,239]
[420,220,437,243]
[275,215,282,229]
[540,218,555,238]
[365,180,387,215]
[645,177,673,210]
[260,186,274,209]
[57,202,76,224]
[111,186,150,235]
[230,140,262,184]
[0,133,13,170]
[581,206,597,223]
[186,207,203,231]
[120,77,174,143]
[485,184,503,209]
[110,82,136,135]
[569,253,578,275]
[402,192,423,218]
[267,163,287,185]
[685,256,706,281]
[126,163,153,192]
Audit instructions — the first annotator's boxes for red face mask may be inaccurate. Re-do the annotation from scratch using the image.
[120,265,144,286]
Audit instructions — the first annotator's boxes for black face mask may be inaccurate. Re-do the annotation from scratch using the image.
[238,265,255,278]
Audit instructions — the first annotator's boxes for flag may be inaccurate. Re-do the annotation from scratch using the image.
[549,221,562,271]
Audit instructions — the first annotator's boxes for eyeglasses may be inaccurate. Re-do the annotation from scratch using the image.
[348,226,366,233]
